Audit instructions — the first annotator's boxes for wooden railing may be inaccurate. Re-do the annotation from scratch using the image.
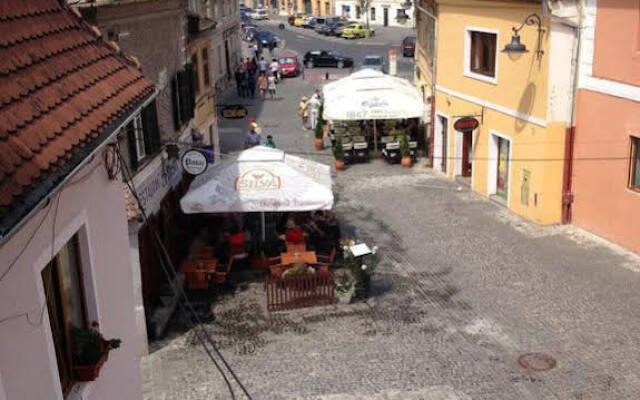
[266,272,335,312]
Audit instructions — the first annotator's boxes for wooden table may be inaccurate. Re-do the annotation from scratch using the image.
[280,251,317,266]
[180,259,219,290]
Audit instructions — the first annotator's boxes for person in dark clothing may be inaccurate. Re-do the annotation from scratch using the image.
[268,40,276,55]
[239,70,249,98]
[247,72,256,98]
[234,67,243,97]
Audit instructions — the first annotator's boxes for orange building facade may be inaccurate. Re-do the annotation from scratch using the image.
[570,0,640,253]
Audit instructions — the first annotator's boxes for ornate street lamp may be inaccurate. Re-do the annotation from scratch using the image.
[502,13,545,59]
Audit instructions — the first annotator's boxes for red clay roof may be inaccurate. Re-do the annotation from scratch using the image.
[0,0,155,233]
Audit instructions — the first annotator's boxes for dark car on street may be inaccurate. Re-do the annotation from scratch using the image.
[303,50,353,69]
[402,36,416,57]
[330,21,353,37]
[314,16,339,33]
[254,31,279,48]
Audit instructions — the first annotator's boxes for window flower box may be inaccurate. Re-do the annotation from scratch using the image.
[71,322,121,382]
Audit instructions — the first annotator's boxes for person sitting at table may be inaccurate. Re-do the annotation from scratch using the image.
[284,219,305,244]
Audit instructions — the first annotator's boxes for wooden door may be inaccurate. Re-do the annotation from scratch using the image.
[461,132,472,177]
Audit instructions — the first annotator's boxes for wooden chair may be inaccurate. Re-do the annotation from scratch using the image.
[212,258,233,284]
[316,246,336,265]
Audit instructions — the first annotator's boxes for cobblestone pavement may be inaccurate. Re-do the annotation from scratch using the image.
[142,37,640,400]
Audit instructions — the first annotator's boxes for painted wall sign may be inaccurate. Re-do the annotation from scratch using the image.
[220,105,248,119]
[181,150,207,176]
[453,116,480,132]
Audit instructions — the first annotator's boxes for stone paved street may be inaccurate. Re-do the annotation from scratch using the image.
[142,32,640,400]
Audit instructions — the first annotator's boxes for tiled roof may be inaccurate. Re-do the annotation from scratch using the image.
[0,0,155,237]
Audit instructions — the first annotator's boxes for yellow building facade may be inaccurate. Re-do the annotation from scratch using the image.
[429,0,577,225]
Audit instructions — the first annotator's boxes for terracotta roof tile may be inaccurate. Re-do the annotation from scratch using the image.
[0,0,155,234]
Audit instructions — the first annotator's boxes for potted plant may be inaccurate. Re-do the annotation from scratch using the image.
[399,134,412,168]
[314,103,325,150]
[334,270,355,304]
[71,322,121,382]
[333,136,345,171]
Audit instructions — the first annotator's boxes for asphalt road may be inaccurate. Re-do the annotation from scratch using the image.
[250,19,416,80]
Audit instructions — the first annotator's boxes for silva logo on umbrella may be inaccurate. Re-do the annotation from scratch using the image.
[235,169,282,191]
[361,97,389,109]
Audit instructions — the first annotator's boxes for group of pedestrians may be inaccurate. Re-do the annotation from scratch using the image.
[235,56,281,101]
[297,90,322,131]
[244,120,276,149]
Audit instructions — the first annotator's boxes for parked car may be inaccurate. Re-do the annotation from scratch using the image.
[402,36,416,57]
[277,52,302,77]
[310,17,327,31]
[323,20,349,36]
[288,13,301,25]
[294,14,307,27]
[302,17,317,29]
[243,25,257,41]
[359,55,386,73]
[303,50,353,69]
[341,23,375,39]
[251,8,269,20]
[254,30,279,47]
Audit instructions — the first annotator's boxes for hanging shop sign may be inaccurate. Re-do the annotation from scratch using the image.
[453,116,480,132]
[220,105,248,119]
[181,149,208,176]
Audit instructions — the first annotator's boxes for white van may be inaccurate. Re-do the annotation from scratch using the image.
[251,8,269,20]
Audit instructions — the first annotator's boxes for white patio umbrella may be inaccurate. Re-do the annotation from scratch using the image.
[180,146,333,239]
[322,69,425,121]
[322,69,425,151]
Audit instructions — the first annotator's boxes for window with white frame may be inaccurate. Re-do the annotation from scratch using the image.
[370,7,376,21]
[465,28,498,83]
[132,114,145,161]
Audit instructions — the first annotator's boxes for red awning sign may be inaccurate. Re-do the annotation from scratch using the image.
[453,116,479,132]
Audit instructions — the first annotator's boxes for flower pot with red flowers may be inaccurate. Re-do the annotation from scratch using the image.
[71,322,121,382]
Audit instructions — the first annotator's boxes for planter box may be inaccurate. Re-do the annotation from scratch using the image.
[335,287,354,304]
[73,350,108,382]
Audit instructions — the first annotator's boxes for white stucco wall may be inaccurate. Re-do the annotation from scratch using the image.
[0,149,143,400]
[334,0,415,28]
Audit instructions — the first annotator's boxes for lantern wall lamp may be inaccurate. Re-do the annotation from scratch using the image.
[502,13,545,59]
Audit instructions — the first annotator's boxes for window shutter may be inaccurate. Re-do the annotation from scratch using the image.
[126,121,139,170]
[185,63,196,120]
[171,74,182,130]
[142,100,160,155]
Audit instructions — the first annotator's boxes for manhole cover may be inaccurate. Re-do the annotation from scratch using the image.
[518,353,556,372]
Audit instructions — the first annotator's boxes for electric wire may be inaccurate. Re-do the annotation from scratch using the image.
[118,149,253,400]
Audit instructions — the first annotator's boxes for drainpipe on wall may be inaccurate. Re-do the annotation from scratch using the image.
[561,0,583,224]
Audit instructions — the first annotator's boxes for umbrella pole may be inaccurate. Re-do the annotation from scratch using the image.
[261,212,266,241]
[373,120,378,153]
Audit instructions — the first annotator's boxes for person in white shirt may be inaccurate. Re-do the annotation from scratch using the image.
[258,57,268,74]
[306,94,321,130]
[269,58,280,82]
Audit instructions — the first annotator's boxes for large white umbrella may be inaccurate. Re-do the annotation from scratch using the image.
[322,69,425,121]
[180,146,333,215]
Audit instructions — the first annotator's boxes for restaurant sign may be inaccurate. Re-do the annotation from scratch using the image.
[181,149,207,176]
[220,105,248,119]
[453,116,480,132]
[235,169,282,191]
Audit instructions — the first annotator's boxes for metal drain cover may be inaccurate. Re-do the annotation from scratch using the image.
[518,353,557,372]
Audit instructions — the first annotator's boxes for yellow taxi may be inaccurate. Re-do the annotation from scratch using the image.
[294,14,308,27]
[341,23,375,39]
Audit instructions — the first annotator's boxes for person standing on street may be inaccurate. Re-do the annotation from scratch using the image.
[258,57,268,75]
[245,122,262,148]
[257,73,268,100]
[234,65,243,97]
[267,72,277,100]
[268,40,276,56]
[298,96,309,130]
[306,93,321,131]
[253,42,259,59]
[247,72,256,98]
[240,70,249,98]
[269,58,280,82]
[265,135,276,148]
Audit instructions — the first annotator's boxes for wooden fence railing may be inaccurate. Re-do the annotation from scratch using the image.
[266,273,335,312]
